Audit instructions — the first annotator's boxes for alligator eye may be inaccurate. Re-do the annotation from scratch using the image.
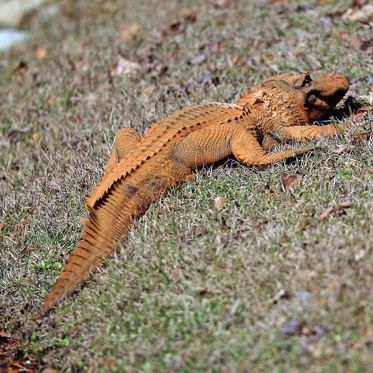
[293,77,304,88]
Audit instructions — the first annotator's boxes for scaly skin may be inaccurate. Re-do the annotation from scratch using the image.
[38,72,349,316]
[237,72,350,149]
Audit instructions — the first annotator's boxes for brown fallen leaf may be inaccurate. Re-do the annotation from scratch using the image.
[333,144,352,154]
[361,38,373,51]
[349,36,361,49]
[34,47,47,59]
[352,111,367,121]
[342,4,373,22]
[48,179,61,191]
[21,246,34,255]
[213,196,225,210]
[271,288,290,304]
[110,58,141,77]
[319,201,352,220]
[179,8,197,22]
[168,21,183,33]
[120,22,139,41]
[302,325,326,354]
[42,368,59,373]
[12,60,27,76]
[31,132,43,145]
[47,94,57,107]
[358,93,373,106]
[213,0,230,7]
[352,131,372,143]
[0,331,11,339]
[352,327,373,350]
[211,40,224,53]
[281,319,303,336]
[281,174,303,193]
[191,54,206,65]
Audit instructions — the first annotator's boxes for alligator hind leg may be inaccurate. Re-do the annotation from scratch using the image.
[104,128,141,175]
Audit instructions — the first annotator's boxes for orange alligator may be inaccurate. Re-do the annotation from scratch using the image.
[37,71,349,316]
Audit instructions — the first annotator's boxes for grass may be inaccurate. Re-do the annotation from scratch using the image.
[0,0,372,371]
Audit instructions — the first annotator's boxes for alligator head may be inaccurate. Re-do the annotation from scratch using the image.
[238,71,350,122]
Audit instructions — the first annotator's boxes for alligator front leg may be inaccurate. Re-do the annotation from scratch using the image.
[269,123,344,142]
[230,126,313,166]
[173,123,313,168]
[104,128,141,175]
[260,123,340,150]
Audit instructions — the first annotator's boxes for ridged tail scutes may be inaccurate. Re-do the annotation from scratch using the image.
[36,174,168,317]
[37,202,130,316]
[37,216,116,316]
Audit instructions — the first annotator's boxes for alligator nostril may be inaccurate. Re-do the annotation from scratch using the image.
[307,94,317,104]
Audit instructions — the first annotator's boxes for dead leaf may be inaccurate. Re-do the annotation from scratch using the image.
[358,92,373,105]
[352,111,367,121]
[86,93,98,104]
[281,319,303,336]
[213,0,230,7]
[47,95,57,107]
[0,222,5,230]
[319,201,352,220]
[349,36,361,49]
[69,74,82,91]
[34,47,47,59]
[271,289,290,304]
[336,201,352,209]
[110,58,141,77]
[197,289,209,297]
[143,85,155,96]
[42,368,59,373]
[0,331,11,339]
[168,21,183,33]
[361,38,373,51]
[211,40,224,53]
[191,54,206,65]
[281,174,303,193]
[342,4,373,22]
[31,132,43,145]
[319,206,334,220]
[354,249,365,261]
[7,125,31,145]
[352,131,372,143]
[336,31,348,41]
[302,325,326,351]
[352,328,373,350]
[213,196,225,210]
[21,246,34,254]
[12,60,27,75]
[48,179,61,191]
[333,144,352,154]
[120,22,139,41]
[179,8,197,22]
